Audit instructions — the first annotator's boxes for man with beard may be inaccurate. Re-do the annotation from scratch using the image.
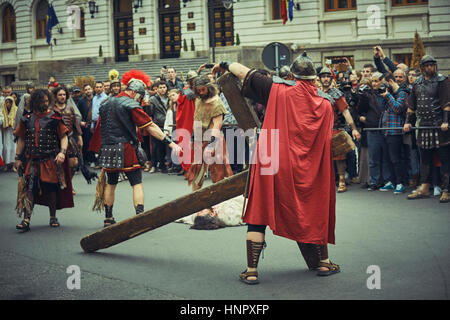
[14,89,73,232]
[52,87,83,193]
[89,70,181,227]
[179,74,233,230]
[404,55,450,203]
[318,67,360,192]
[212,53,339,284]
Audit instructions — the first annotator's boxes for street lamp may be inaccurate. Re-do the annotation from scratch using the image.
[88,1,98,18]
[133,0,143,13]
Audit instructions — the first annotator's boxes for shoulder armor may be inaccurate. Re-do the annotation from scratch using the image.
[414,75,424,85]
[327,87,344,100]
[317,89,335,105]
[117,96,141,110]
[272,75,297,86]
[437,73,447,82]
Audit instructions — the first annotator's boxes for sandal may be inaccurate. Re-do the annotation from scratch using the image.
[239,269,259,285]
[337,182,347,193]
[16,219,31,232]
[104,217,116,228]
[407,189,430,200]
[49,217,60,228]
[317,261,340,276]
[440,191,450,203]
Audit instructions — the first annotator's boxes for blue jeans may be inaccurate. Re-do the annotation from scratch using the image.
[367,131,392,186]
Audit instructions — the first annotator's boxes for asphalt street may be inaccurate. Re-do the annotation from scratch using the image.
[0,169,449,301]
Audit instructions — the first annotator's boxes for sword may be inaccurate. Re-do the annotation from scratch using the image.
[363,126,441,131]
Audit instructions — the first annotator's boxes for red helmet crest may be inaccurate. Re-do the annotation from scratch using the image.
[121,69,152,87]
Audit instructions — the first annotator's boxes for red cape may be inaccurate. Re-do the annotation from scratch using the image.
[243,80,336,245]
[176,93,195,171]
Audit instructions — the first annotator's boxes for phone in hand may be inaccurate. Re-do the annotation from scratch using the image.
[331,58,345,64]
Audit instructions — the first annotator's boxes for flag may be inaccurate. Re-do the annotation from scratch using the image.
[288,0,294,21]
[46,4,59,45]
[281,0,287,25]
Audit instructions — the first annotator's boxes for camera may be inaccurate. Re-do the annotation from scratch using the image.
[205,63,215,68]
[339,81,353,90]
[331,58,346,64]
[378,83,390,94]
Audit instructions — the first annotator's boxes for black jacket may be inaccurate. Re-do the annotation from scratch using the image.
[357,89,386,129]
[146,95,168,128]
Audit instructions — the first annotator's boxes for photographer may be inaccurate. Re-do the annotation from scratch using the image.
[379,73,410,194]
[357,72,392,190]
[339,72,360,184]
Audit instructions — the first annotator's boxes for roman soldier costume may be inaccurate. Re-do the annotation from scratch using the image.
[218,53,339,284]
[14,100,74,232]
[90,69,176,226]
[406,55,450,202]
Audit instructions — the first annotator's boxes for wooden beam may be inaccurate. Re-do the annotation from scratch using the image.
[80,170,248,253]
[216,72,261,131]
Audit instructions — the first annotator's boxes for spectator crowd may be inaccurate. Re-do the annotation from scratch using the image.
[1,45,449,204]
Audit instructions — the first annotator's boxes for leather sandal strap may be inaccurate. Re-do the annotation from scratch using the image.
[319,261,339,271]
[241,270,258,277]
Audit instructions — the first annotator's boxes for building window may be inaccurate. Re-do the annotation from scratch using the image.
[392,0,428,7]
[325,0,356,12]
[36,0,49,39]
[271,0,282,20]
[2,4,16,43]
[78,9,85,38]
[393,53,412,67]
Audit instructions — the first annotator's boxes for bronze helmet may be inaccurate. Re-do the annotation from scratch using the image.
[318,66,332,76]
[420,55,437,67]
[290,51,317,80]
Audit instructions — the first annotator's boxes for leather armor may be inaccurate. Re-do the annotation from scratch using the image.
[23,111,60,157]
[414,74,447,126]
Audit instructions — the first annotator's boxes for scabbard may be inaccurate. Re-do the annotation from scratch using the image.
[363,126,441,131]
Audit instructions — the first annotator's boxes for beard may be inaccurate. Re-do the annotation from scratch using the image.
[321,80,331,89]
[56,98,66,105]
[34,103,48,113]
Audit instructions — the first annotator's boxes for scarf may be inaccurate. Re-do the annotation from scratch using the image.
[2,96,18,129]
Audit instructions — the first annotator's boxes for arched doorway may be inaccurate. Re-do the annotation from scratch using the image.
[113,0,134,62]
[159,0,181,59]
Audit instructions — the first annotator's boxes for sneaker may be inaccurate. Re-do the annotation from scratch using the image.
[367,184,378,191]
[394,184,405,194]
[434,186,442,197]
[149,167,156,173]
[379,181,394,191]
